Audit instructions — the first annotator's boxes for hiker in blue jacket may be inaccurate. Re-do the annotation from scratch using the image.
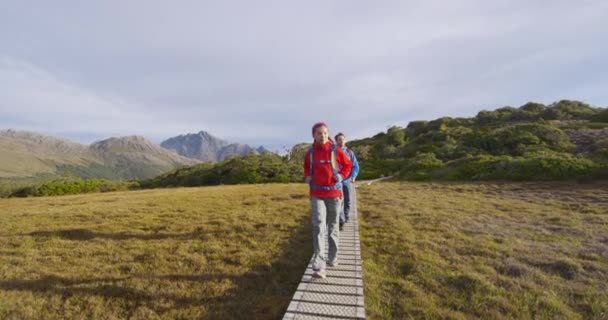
[335,132,359,231]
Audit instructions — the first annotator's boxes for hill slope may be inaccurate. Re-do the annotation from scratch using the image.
[0,130,199,180]
[141,100,608,189]
[89,136,200,179]
[0,130,100,178]
[347,100,608,180]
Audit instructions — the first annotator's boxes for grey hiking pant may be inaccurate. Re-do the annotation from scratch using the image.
[310,196,340,270]
[340,182,356,224]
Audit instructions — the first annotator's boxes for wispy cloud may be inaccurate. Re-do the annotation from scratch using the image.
[0,1,607,150]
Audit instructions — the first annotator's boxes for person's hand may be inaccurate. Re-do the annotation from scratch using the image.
[333,175,340,182]
[305,176,312,183]
[352,177,356,183]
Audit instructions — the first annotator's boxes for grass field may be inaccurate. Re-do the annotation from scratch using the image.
[359,181,608,319]
[0,184,312,319]
[0,181,607,319]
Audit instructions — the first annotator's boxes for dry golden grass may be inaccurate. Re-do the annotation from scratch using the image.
[0,184,311,319]
[358,181,608,319]
[2,181,607,319]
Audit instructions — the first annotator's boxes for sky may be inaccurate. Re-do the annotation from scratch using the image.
[1,1,607,152]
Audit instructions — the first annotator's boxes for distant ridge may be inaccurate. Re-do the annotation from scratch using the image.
[0,130,199,180]
[161,130,268,162]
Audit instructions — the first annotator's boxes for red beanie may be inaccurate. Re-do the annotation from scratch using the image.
[311,122,327,137]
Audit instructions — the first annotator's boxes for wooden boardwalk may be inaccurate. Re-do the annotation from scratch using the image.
[283,208,365,319]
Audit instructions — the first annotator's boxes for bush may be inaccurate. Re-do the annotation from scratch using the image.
[469,123,574,155]
[387,126,406,146]
[544,100,599,120]
[406,121,429,138]
[357,159,402,180]
[11,178,137,197]
[400,153,443,180]
[140,152,303,188]
[591,108,608,122]
[440,152,595,181]
[519,102,546,113]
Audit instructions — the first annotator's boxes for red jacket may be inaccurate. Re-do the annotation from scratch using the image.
[303,141,352,198]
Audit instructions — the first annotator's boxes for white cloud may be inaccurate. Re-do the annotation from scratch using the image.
[0,57,205,141]
[0,0,607,148]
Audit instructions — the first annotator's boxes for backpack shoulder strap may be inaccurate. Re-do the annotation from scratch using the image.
[308,147,314,176]
[330,144,338,175]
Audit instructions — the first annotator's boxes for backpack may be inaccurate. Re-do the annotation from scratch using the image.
[308,144,342,191]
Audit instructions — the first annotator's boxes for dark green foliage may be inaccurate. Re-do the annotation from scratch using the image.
[469,123,574,156]
[588,148,608,179]
[140,152,302,189]
[10,178,137,197]
[439,152,595,181]
[347,100,607,181]
[0,174,67,198]
[476,105,545,124]
[406,121,429,138]
[355,159,402,180]
[520,102,546,113]
[400,153,443,180]
[591,109,608,122]
[543,100,599,120]
[386,126,406,146]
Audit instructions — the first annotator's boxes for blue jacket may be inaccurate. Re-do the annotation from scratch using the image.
[341,146,359,184]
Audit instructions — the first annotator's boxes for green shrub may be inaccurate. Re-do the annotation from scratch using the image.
[591,108,608,122]
[357,159,402,180]
[11,178,137,197]
[406,120,429,138]
[544,100,599,120]
[519,102,546,113]
[400,153,443,180]
[469,123,574,155]
[140,152,303,188]
[440,152,595,181]
[387,126,406,146]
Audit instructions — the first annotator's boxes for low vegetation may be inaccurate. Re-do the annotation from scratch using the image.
[8,178,138,198]
[358,181,608,319]
[1,182,606,319]
[139,152,304,189]
[144,100,608,188]
[0,184,312,319]
[349,100,608,181]
[6,100,607,198]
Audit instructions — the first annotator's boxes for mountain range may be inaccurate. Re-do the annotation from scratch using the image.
[0,129,266,180]
[160,131,267,162]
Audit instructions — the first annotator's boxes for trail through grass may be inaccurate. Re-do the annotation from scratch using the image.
[0,184,311,319]
[1,181,607,319]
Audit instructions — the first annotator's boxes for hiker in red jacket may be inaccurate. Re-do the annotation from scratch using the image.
[304,122,352,279]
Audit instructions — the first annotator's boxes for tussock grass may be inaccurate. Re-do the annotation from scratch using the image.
[0,184,311,319]
[2,181,607,319]
[359,181,608,319]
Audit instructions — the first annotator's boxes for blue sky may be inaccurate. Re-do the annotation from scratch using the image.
[1,1,607,152]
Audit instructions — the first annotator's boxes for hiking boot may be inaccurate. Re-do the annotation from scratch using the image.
[312,269,326,279]
[328,260,338,267]
[339,222,344,231]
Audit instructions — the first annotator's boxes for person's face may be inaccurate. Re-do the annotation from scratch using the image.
[336,135,346,147]
[313,126,329,144]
